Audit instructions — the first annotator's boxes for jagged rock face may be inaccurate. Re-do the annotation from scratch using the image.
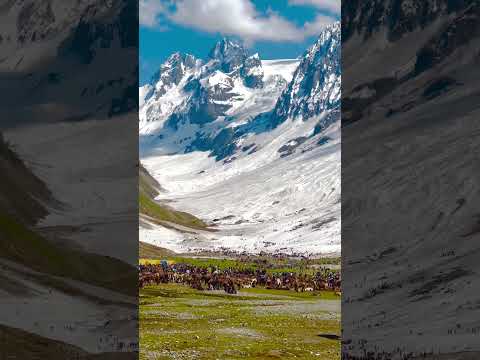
[342,0,477,42]
[166,69,242,129]
[241,54,264,88]
[0,0,138,126]
[208,39,264,88]
[59,1,137,64]
[342,0,480,125]
[154,53,198,89]
[165,72,239,129]
[17,1,55,43]
[270,22,341,129]
[209,38,248,73]
[4,0,97,48]
[140,53,201,124]
[414,3,480,75]
[152,52,199,98]
[4,0,137,63]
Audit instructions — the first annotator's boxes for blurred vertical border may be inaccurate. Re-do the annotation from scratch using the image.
[342,0,480,359]
[0,0,139,358]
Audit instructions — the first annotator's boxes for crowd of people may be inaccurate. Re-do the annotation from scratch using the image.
[139,261,341,294]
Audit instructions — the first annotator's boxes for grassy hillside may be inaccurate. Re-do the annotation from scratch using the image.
[139,241,176,259]
[0,324,87,359]
[139,163,163,198]
[0,211,137,296]
[0,133,57,225]
[139,192,208,230]
[0,324,135,359]
[139,163,208,230]
[0,135,136,296]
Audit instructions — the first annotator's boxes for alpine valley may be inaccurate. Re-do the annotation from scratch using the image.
[139,22,341,257]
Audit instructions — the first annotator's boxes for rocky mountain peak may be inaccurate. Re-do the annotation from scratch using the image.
[205,38,264,88]
[164,52,197,69]
[149,52,199,96]
[208,38,248,73]
[241,53,264,88]
[269,21,341,129]
[342,0,478,43]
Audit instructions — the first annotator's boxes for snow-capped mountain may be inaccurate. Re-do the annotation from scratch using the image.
[140,22,341,256]
[140,22,341,160]
[139,37,294,153]
[270,22,341,129]
[0,0,138,127]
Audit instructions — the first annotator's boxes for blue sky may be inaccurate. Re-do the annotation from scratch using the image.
[140,0,340,84]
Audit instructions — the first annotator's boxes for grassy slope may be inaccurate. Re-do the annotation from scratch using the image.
[139,192,208,230]
[0,211,137,296]
[0,133,55,225]
[0,324,136,360]
[0,136,135,296]
[0,324,87,359]
[139,163,163,198]
[139,241,176,258]
[140,284,340,360]
[139,163,208,230]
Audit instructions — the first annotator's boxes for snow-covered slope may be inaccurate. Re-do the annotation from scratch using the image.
[140,22,341,256]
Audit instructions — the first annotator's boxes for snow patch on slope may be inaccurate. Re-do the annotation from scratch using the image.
[261,59,301,83]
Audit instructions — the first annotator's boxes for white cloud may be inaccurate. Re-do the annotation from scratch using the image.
[303,14,336,36]
[140,0,336,42]
[139,0,167,28]
[289,0,340,15]
[170,0,304,42]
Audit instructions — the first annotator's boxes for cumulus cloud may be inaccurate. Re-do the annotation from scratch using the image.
[140,0,336,41]
[170,0,306,42]
[139,0,167,28]
[303,14,337,36]
[289,0,340,15]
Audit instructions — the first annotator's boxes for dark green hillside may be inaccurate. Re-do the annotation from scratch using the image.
[0,211,136,296]
[139,241,176,259]
[139,163,163,198]
[0,134,136,296]
[0,133,56,225]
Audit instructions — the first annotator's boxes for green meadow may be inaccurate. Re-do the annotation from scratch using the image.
[140,283,340,360]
